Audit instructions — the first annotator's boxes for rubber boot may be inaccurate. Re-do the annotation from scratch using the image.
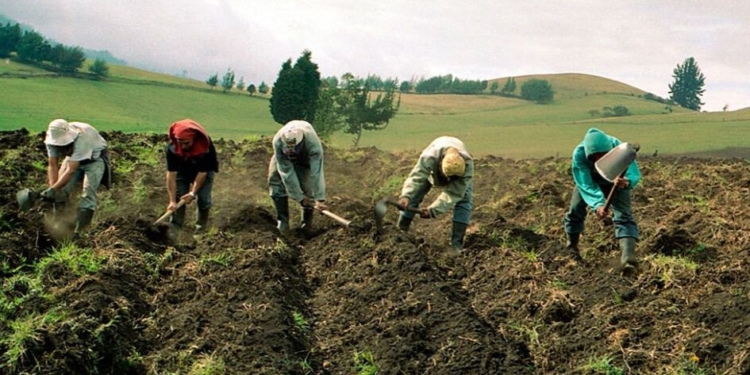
[397,215,412,232]
[566,232,584,261]
[565,232,580,251]
[195,208,210,233]
[619,237,638,267]
[272,197,290,233]
[450,221,468,251]
[301,206,314,230]
[74,209,95,234]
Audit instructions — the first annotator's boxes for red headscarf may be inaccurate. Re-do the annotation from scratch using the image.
[168,119,210,158]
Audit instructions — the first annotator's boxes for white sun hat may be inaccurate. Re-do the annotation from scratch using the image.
[281,121,306,147]
[44,119,79,146]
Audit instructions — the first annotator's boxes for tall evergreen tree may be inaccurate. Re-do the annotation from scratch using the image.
[668,57,705,111]
[270,50,321,125]
[16,30,50,63]
[0,22,21,58]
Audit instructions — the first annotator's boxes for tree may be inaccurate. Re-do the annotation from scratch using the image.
[206,73,218,89]
[341,74,400,147]
[520,79,554,103]
[88,58,109,79]
[221,69,235,93]
[270,50,321,125]
[0,22,21,58]
[399,81,411,93]
[501,77,516,95]
[16,30,50,63]
[49,44,85,73]
[247,84,256,96]
[668,57,705,111]
[312,82,346,141]
[236,76,245,93]
[258,81,269,94]
[313,73,400,145]
[490,81,499,95]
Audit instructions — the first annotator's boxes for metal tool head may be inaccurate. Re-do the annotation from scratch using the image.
[595,142,640,182]
[374,199,388,233]
[16,188,39,211]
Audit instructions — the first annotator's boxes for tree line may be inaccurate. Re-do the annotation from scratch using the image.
[0,22,109,78]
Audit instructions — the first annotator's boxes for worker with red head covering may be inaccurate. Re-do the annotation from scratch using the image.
[165,119,218,234]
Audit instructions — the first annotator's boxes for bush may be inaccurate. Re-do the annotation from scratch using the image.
[520,79,554,103]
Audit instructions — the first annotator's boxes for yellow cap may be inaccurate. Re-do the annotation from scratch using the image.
[441,148,465,177]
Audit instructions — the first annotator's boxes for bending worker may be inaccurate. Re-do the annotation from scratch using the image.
[268,120,327,232]
[398,136,474,252]
[165,119,218,234]
[564,127,641,267]
[42,118,110,235]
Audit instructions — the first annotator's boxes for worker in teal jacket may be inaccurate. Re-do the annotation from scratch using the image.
[564,128,641,267]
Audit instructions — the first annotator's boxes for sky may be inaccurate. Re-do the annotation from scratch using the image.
[2,0,749,112]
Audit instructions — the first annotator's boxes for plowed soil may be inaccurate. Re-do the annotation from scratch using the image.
[1,129,749,375]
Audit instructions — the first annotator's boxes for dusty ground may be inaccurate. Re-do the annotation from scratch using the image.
[1,129,750,374]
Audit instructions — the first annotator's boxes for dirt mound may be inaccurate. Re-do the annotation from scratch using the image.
[1,130,749,374]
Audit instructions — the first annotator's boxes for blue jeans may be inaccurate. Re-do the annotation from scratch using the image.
[171,171,215,227]
[400,180,474,224]
[60,158,105,211]
[267,157,312,200]
[564,185,639,239]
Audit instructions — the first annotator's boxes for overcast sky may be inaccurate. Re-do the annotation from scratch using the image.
[2,0,749,111]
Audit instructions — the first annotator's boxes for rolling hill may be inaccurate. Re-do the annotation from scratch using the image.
[1,59,749,158]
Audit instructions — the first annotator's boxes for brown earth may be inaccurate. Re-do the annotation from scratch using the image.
[1,129,750,374]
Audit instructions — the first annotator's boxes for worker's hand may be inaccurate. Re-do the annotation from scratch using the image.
[40,187,57,202]
[419,208,432,219]
[180,192,196,204]
[595,206,609,220]
[398,197,410,210]
[314,201,328,211]
[167,201,180,212]
[614,176,630,188]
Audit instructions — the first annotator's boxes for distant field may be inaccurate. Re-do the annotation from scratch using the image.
[2,62,750,158]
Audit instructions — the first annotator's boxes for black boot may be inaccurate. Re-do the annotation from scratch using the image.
[272,197,290,233]
[619,237,638,267]
[74,209,95,234]
[565,232,580,250]
[196,208,210,233]
[397,215,413,232]
[451,221,468,251]
[301,206,314,230]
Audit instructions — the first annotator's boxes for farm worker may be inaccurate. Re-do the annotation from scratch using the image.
[268,120,327,233]
[165,119,218,233]
[41,119,111,234]
[564,128,641,267]
[398,136,474,252]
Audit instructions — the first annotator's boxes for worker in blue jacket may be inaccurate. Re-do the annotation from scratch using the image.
[564,128,641,267]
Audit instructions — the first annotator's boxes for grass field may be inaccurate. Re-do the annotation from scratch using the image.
[2,60,749,158]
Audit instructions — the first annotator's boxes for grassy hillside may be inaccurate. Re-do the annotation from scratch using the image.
[1,61,749,158]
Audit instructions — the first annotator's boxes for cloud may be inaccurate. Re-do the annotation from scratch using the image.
[1,0,748,111]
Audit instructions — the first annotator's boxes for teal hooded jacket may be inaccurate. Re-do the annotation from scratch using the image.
[571,128,641,210]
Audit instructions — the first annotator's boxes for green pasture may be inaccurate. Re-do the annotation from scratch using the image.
[1,63,749,159]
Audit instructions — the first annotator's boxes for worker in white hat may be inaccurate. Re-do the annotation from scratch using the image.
[268,120,327,233]
[42,119,110,234]
[398,136,474,252]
